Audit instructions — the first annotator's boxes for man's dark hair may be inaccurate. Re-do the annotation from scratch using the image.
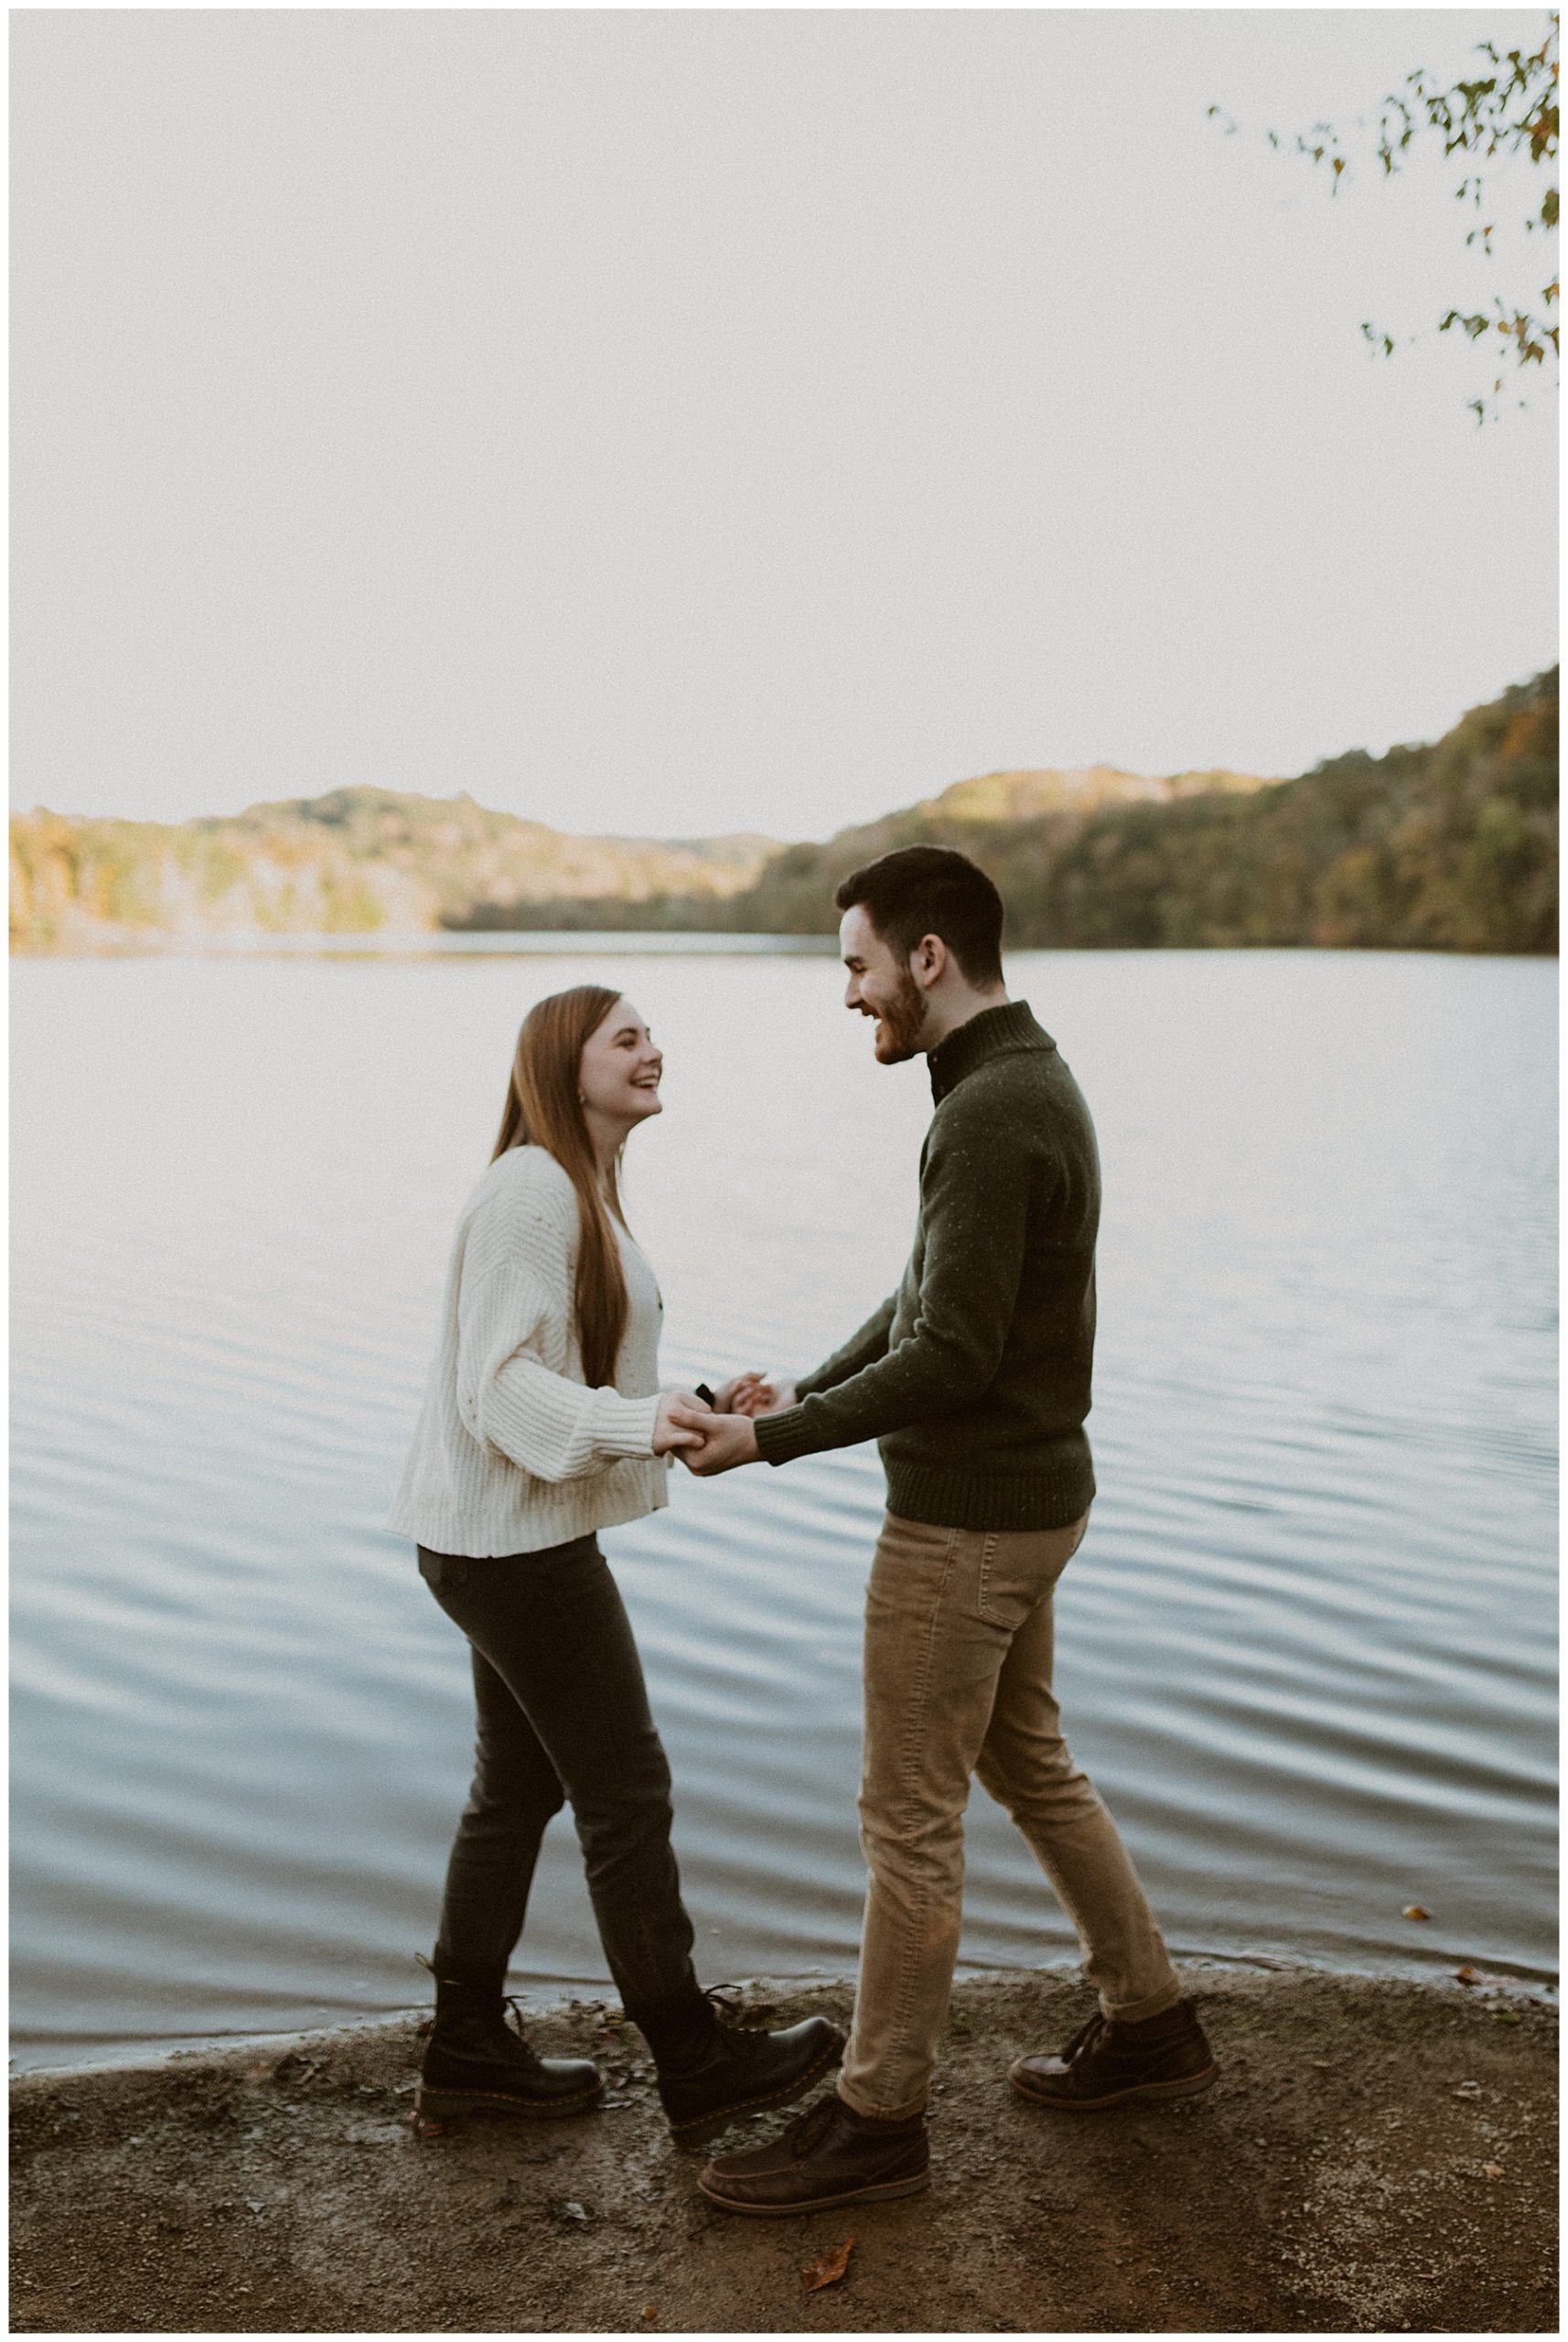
[834,844,1004,987]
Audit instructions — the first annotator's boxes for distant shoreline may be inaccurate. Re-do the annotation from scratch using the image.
[16,1948,1555,2084]
[9,928,843,960]
[10,670,1558,957]
[10,931,1557,962]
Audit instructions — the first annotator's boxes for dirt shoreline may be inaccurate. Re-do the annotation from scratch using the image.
[10,1968,1557,2334]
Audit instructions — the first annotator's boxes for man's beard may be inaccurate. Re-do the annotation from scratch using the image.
[873,967,929,1062]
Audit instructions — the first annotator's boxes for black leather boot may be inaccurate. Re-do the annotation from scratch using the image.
[414,1957,603,2123]
[627,1987,844,2144]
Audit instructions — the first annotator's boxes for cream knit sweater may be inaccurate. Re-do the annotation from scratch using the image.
[390,1144,670,1557]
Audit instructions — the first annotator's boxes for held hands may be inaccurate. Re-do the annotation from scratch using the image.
[657,1372,797,1477]
[652,1391,712,1455]
[667,1402,758,1476]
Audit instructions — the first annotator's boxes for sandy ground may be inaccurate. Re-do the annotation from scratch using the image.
[9,1968,1557,2335]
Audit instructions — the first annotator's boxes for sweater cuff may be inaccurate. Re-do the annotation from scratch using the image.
[591,1388,663,1459]
[752,1402,820,1467]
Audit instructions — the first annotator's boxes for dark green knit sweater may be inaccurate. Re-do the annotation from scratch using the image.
[753,999,1099,1530]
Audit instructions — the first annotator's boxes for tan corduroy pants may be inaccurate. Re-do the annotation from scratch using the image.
[838,1509,1182,2122]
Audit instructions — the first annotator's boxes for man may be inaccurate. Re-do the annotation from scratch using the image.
[672,843,1215,2216]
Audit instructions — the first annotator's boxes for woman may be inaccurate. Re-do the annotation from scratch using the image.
[391,984,841,2138]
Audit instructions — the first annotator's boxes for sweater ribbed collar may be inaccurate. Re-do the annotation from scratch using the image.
[927,997,1053,1103]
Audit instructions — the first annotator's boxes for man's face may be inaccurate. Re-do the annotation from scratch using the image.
[840,904,929,1065]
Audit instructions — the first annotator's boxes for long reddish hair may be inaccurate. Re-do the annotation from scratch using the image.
[491,985,630,1389]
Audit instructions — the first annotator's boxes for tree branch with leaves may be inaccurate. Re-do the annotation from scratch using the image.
[1211,14,1559,418]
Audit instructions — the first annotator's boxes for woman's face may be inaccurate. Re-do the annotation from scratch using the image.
[578,996,663,1132]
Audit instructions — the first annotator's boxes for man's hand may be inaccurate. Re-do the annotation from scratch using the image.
[714,1373,798,1418]
[652,1391,711,1455]
[667,1402,759,1477]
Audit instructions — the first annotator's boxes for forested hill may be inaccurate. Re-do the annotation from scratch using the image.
[725,668,1559,954]
[8,789,777,954]
[9,671,1556,952]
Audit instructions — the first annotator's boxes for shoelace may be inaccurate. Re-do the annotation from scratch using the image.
[783,2095,841,2158]
[414,1957,551,2067]
[500,1995,547,2068]
[1058,2013,1106,2063]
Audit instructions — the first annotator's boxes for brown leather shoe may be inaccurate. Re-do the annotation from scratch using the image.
[698,2090,929,2216]
[1009,1999,1217,2110]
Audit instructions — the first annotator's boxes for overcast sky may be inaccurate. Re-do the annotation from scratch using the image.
[11,8,1558,842]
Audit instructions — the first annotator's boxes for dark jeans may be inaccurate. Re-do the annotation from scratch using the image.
[419,1534,698,2010]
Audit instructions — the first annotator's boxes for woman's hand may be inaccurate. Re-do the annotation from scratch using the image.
[653,1391,712,1455]
[671,1406,759,1477]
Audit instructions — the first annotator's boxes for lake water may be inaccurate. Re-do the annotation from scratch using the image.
[10,946,1558,2071]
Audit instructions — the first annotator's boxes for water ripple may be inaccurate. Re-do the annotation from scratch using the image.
[9,950,1557,2068]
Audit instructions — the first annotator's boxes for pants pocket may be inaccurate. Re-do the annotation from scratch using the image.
[977,1514,1090,1627]
[975,1532,1016,1628]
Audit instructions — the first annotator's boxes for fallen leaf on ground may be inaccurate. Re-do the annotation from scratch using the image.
[802,2239,855,2293]
[1402,1905,1431,1921]
[1453,2081,1482,2099]
[1481,2163,1505,2179]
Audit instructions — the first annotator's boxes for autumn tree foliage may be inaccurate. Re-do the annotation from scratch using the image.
[732,671,1559,956]
[1214,13,1560,417]
[11,679,1556,957]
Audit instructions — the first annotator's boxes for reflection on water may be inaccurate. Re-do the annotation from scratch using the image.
[10,948,1557,2070]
